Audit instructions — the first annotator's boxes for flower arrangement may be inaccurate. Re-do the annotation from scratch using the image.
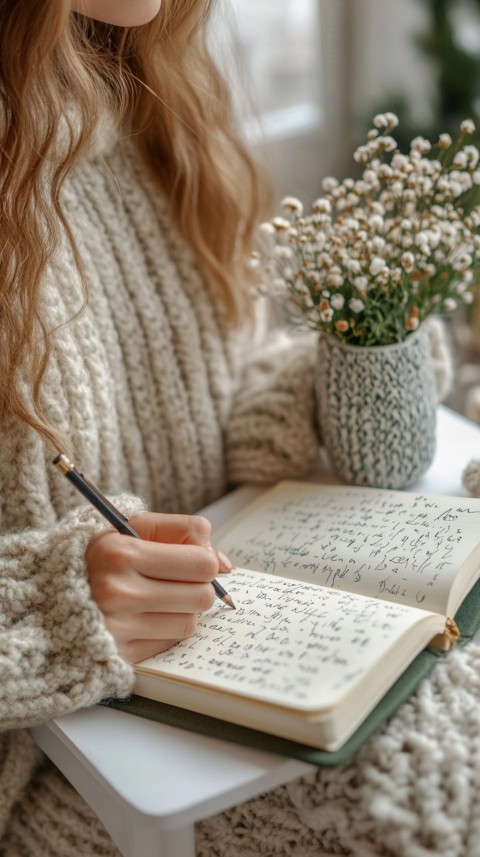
[255,114,480,346]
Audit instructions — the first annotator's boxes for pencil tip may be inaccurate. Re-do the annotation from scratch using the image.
[224,595,237,610]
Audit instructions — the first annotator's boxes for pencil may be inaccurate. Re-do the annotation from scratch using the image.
[52,453,236,609]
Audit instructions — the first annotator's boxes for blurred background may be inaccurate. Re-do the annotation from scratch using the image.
[211,0,480,423]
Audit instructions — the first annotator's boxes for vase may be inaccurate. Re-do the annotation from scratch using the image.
[314,324,437,489]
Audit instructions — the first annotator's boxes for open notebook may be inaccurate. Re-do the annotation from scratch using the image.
[130,481,480,752]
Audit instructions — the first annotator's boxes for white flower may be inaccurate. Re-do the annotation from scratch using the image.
[258,222,275,236]
[354,146,370,164]
[464,146,479,169]
[426,228,441,249]
[349,298,365,313]
[331,294,345,310]
[438,133,453,148]
[453,151,468,169]
[401,252,415,272]
[377,164,394,180]
[327,273,344,288]
[346,258,361,274]
[318,252,333,268]
[436,177,450,193]
[373,113,388,129]
[444,298,457,312]
[458,172,473,191]
[441,222,457,241]
[381,136,397,152]
[363,169,378,185]
[461,118,476,135]
[369,215,384,232]
[355,180,370,196]
[345,218,360,231]
[322,177,338,192]
[369,256,386,276]
[372,236,386,252]
[391,153,408,170]
[384,112,399,129]
[312,198,332,214]
[411,136,431,154]
[259,114,480,347]
[415,231,429,246]
[417,158,435,176]
[274,245,293,260]
[454,252,473,270]
[280,196,303,215]
[271,217,291,232]
[354,276,369,294]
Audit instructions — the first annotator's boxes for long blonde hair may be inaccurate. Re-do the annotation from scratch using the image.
[0,0,270,450]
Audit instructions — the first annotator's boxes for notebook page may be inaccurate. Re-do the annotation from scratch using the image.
[216,482,480,615]
[136,568,440,711]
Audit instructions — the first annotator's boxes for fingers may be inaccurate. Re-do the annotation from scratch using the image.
[86,511,234,666]
[128,512,213,547]
[89,557,217,615]
[128,513,234,573]
[110,578,216,616]
[216,549,234,573]
[103,588,209,664]
[108,607,199,643]
[92,570,214,663]
[126,639,180,664]
[89,531,219,585]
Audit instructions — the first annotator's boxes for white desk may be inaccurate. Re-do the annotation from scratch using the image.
[31,406,480,857]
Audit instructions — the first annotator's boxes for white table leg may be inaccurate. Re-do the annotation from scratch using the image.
[126,819,196,857]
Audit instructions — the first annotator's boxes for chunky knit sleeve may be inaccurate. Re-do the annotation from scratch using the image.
[0,493,146,731]
[225,330,320,484]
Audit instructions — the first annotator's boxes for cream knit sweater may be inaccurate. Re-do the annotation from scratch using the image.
[0,128,320,854]
[0,126,465,857]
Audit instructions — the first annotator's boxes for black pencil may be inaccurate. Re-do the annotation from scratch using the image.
[52,453,236,609]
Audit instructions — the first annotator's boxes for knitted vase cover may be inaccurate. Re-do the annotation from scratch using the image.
[315,324,437,489]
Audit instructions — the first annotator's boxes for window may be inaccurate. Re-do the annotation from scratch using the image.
[210,1,354,202]
[227,0,323,141]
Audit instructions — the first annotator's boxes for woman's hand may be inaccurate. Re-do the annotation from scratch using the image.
[86,512,226,664]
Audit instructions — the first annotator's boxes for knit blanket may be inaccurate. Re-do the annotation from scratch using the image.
[196,638,480,857]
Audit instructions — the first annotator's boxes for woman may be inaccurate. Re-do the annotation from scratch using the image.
[0,0,320,853]
[0,1,463,856]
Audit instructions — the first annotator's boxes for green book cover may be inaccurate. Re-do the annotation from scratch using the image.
[101,579,480,767]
